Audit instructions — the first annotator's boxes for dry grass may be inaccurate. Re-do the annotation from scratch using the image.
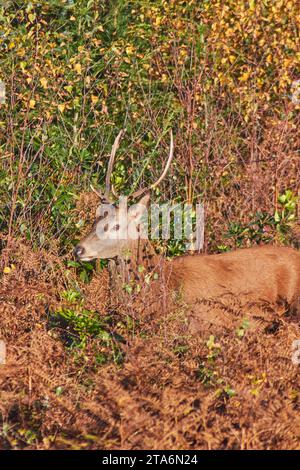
[0,240,299,450]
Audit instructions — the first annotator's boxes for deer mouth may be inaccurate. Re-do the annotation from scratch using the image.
[73,245,97,262]
[78,256,96,262]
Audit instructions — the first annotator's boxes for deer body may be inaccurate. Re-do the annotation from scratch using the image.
[77,229,300,321]
[74,130,300,322]
[169,245,300,309]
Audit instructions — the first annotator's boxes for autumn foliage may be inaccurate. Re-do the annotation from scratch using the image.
[0,0,299,450]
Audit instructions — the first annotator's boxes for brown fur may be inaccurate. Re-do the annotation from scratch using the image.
[156,245,299,331]
[102,243,300,332]
[169,246,300,311]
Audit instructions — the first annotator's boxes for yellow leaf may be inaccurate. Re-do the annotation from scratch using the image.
[91,95,99,104]
[74,63,82,74]
[238,72,250,82]
[17,47,26,57]
[28,12,36,22]
[249,0,255,11]
[29,99,36,109]
[58,103,65,113]
[64,85,73,93]
[40,77,48,89]
[125,45,134,55]
[3,267,11,274]
[266,54,272,64]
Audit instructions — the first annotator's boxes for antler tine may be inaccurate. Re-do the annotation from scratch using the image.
[105,129,125,198]
[90,184,103,198]
[130,129,174,200]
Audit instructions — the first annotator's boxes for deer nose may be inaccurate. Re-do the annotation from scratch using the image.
[74,245,85,259]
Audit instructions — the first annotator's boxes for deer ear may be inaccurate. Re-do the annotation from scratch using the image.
[128,194,150,223]
[137,193,150,208]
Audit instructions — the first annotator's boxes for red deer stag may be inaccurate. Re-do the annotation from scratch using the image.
[74,130,300,328]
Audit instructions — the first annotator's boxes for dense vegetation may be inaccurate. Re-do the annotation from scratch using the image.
[0,0,299,450]
[1,0,299,251]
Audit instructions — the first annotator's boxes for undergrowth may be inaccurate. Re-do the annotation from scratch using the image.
[0,0,299,450]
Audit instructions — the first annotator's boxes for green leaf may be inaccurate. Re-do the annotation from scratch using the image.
[274,211,280,223]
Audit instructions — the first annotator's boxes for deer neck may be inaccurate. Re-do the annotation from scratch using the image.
[107,238,162,296]
[107,239,180,318]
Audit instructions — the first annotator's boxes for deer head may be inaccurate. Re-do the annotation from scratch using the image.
[74,130,174,262]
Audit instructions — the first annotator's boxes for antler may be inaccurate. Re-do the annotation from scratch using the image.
[129,129,174,199]
[105,129,125,198]
[91,129,174,201]
[90,129,125,201]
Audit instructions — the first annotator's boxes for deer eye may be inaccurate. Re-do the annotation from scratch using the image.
[103,224,109,232]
